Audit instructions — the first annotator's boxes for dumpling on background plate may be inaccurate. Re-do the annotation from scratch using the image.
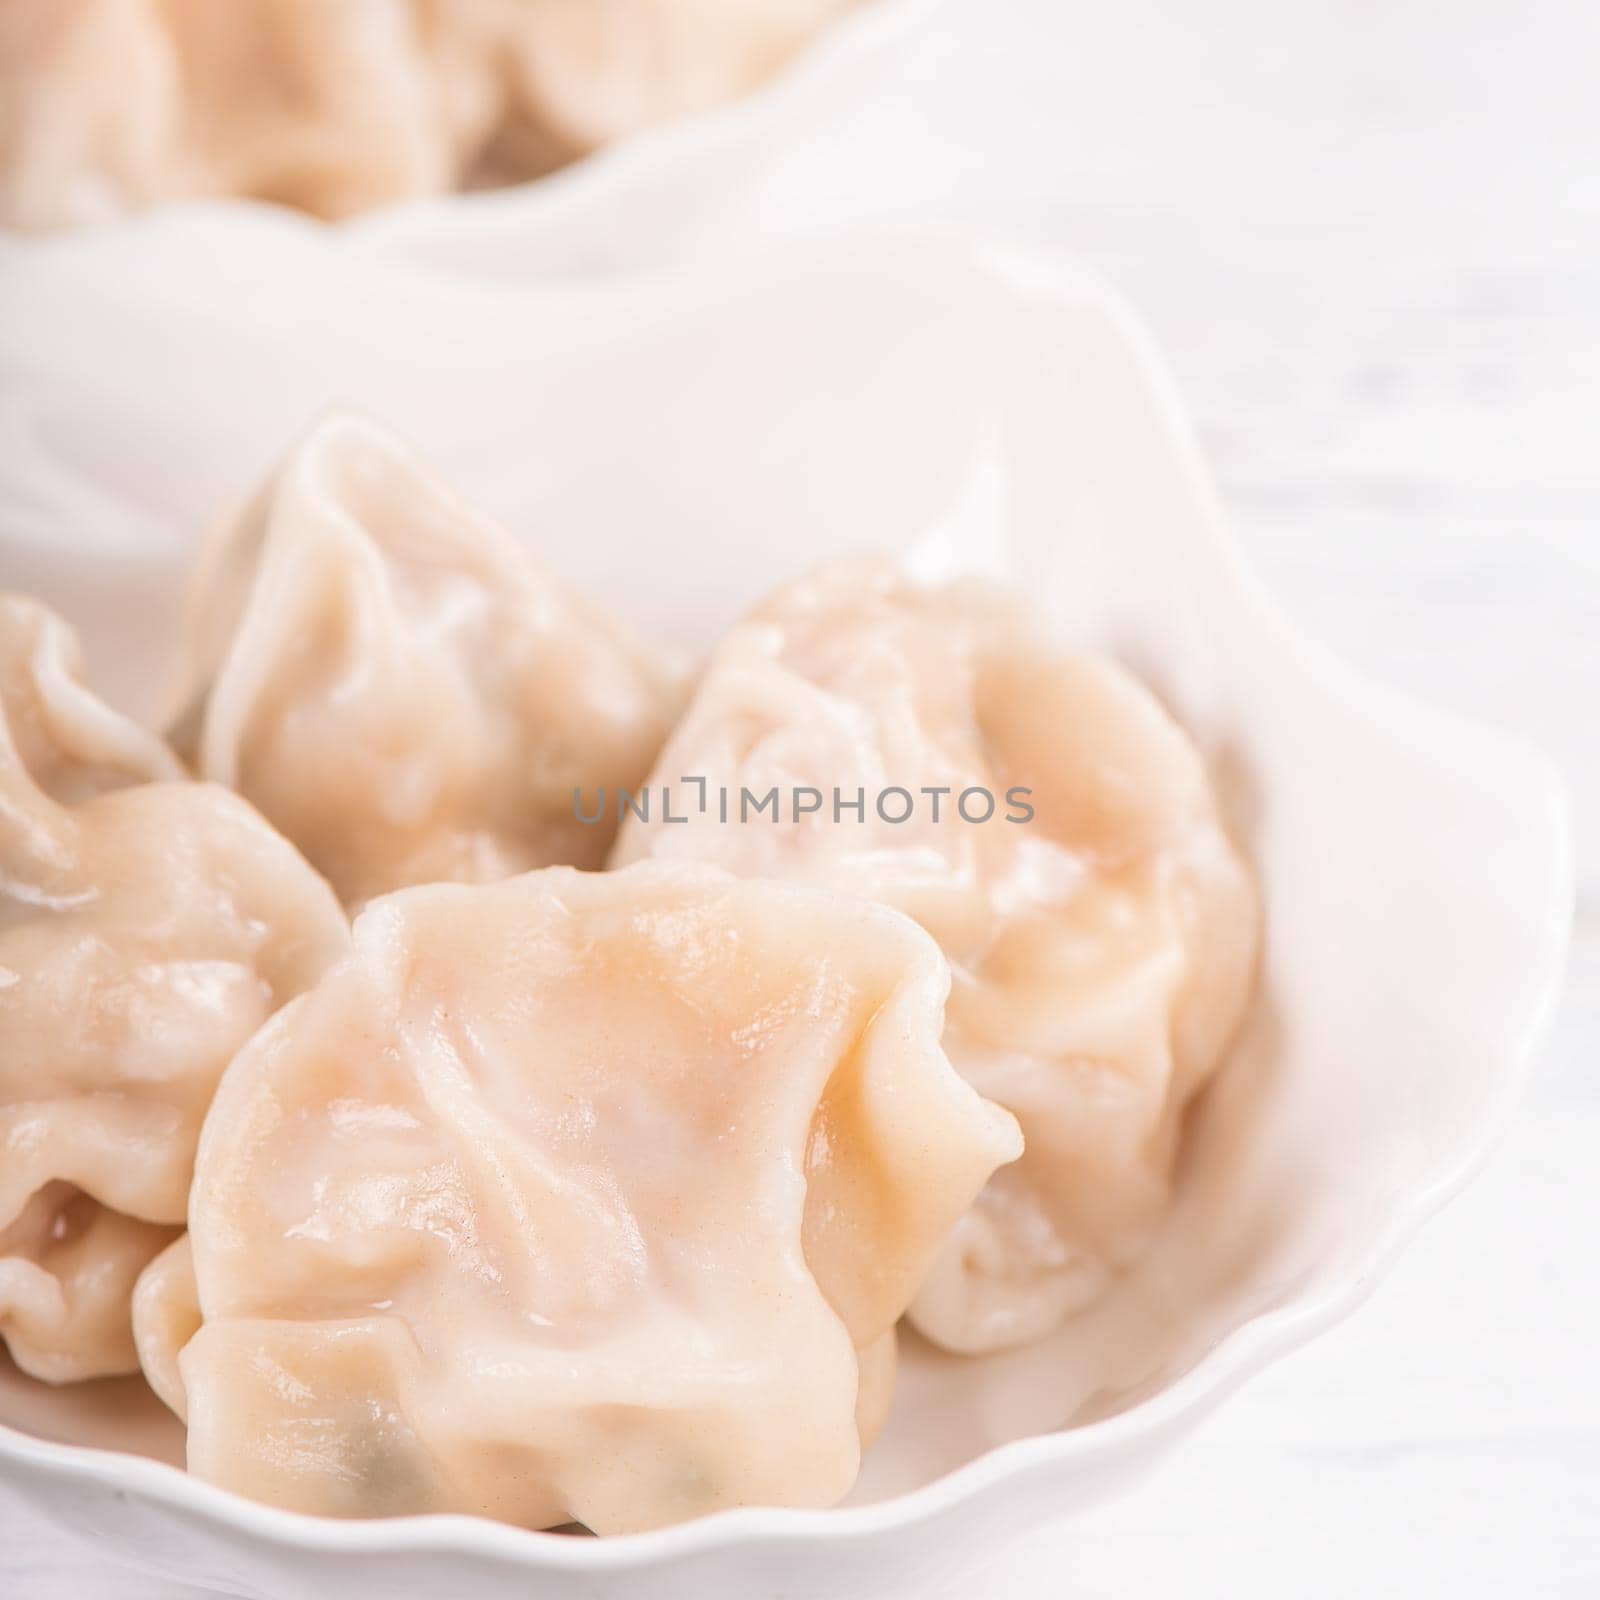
[134,862,1022,1533]
[0,0,855,228]
[0,594,346,1383]
[613,558,1261,1355]
[0,0,500,229]
[172,411,686,909]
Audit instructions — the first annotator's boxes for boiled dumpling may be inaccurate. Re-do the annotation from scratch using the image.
[0,1185,180,1385]
[0,0,852,229]
[613,559,1260,1354]
[133,861,1021,1532]
[0,594,347,1382]
[173,412,686,908]
[0,0,505,229]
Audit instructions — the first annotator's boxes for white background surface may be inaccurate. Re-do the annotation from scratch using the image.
[12,0,1600,1594]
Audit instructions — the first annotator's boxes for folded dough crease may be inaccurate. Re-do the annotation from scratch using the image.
[136,862,1020,1531]
[175,412,686,909]
[614,559,1261,1353]
[0,593,348,1382]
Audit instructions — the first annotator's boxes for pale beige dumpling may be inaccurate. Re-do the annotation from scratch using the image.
[133,862,1021,1533]
[0,0,853,229]
[174,412,686,909]
[0,0,505,229]
[0,594,347,1383]
[613,559,1260,1354]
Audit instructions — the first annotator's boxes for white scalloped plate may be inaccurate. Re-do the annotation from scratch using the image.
[0,222,1571,1598]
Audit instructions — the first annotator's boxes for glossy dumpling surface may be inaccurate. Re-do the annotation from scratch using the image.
[175,412,685,908]
[141,861,1020,1532]
[614,559,1261,1353]
[0,595,347,1382]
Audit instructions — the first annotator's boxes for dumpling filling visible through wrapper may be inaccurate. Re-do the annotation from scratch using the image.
[614,559,1261,1354]
[135,861,1021,1533]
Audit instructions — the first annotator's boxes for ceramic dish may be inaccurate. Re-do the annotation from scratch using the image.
[0,222,1571,1598]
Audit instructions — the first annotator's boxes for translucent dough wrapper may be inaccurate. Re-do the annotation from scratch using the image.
[135,862,1020,1532]
[174,412,686,909]
[0,593,348,1382]
[614,559,1261,1354]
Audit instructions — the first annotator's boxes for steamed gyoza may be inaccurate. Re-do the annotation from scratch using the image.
[614,560,1260,1354]
[0,0,853,229]
[0,595,346,1382]
[134,863,1021,1532]
[174,413,684,908]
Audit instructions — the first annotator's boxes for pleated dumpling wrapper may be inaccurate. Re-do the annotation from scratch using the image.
[173,412,686,909]
[0,0,501,229]
[613,559,1261,1355]
[0,594,347,1383]
[0,0,853,229]
[133,862,1021,1533]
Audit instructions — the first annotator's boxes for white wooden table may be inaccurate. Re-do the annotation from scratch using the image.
[12,1,1599,1593]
